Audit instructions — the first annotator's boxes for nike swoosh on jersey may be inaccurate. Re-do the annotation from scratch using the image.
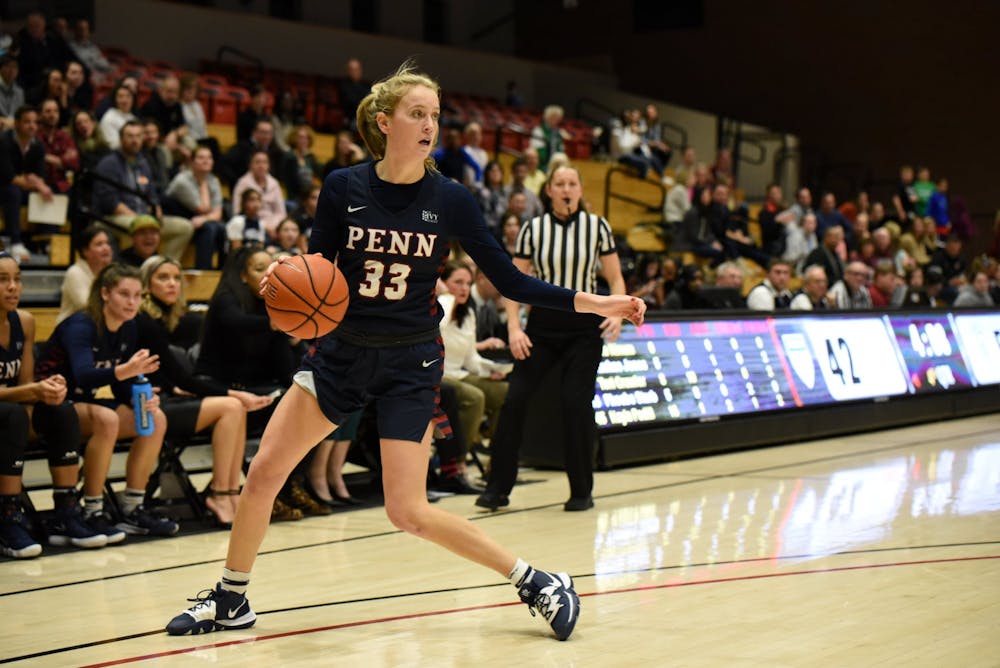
[421,358,441,368]
[347,205,368,213]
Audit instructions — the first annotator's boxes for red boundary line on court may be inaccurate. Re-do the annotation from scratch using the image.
[80,554,1000,667]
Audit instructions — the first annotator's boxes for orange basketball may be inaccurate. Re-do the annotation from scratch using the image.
[264,254,349,339]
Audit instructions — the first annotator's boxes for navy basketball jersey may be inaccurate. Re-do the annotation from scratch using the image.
[0,310,24,387]
[36,313,137,404]
[310,162,578,340]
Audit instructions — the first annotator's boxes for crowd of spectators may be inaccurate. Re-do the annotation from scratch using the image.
[0,11,998,559]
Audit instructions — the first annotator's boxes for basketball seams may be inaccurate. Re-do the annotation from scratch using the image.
[265,255,349,337]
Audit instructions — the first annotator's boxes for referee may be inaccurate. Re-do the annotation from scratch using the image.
[476,164,627,512]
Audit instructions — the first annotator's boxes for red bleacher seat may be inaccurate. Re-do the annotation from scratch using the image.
[209,85,249,124]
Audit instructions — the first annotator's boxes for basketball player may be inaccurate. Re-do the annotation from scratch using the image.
[166,62,645,641]
[0,252,104,558]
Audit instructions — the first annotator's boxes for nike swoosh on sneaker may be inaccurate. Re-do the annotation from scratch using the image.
[421,358,440,368]
[227,606,243,619]
[347,205,367,213]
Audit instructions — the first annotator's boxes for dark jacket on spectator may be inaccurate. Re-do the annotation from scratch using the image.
[0,128,45,186]
[92,150,159,216]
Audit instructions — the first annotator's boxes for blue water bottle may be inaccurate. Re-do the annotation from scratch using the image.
[132,375,154,436]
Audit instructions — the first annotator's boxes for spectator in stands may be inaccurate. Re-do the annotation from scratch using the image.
[829,261,873,309]
[118,214,161,268]
[337,57,368,132]
[869,261,902,308]
[140,76,189,163]
[266,218,303,257]
[611,107,662,180]
[321,130,368,177]
[438,260,509,493]
[28,68,69,126]
[463,122,488,177]
[676,185,721,262]
[529,105,567,171]
[948,193,974,241]
[505,191,530,225]
[195,247,300,522]
[0,105,52,262]
[57,224,113,323]
[714,260,745,291]
[0,56,24,127]
[226,189,266,251]
[746,259,793,310]
[838,190,869,224]
[236,84,274,145]
[662,176,691,226]
[663,263,710,310]
[804,224,845,287]
[0,251,103,558]
[37,263,178,540]
[474,160,507,234]
[37,97,78,193]
[432,127,480,186]
[93,120,193,260]
[68,19,113,77]
[815,191,851,242]
[892,164,918,223]
[781,186,813,226]
[271,91,303,154]
[98,83,138,151]
[926,176,950,236]
[94,75,137,120]
[498,211,521,256]
[783,211,819,273]
[655,256,679,304]
[628,253,665,309]
[929,234,967,303]
[178,74,218,160]
[140,118,172,192]
[292,184,319,245]
[758,183,794,258]
[503,158,544,220]
[164,146,226,269]
[674,146,697,189]
[16,12,69,93]
[711,148,734,187]
[790,265,831,310]
[952,269,993,308]
[279,124,322,208]
[221,118,283,189]
[470,266,508,346]
[912,166,934,218]
[641,104,672,168]
[848,210,871,256]
[894,266,930,309]
[304,412,364,508]
[923,266,946,307]
[137,255,272,527]
[232,149,286,240]
[868,226,896,270]
[869,200,888,231]
[63,60,91,114]
[711,183,770,267]
[71,109,110,171]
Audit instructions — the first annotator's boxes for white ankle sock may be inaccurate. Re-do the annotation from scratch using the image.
[122,488,145,514]
[83,495,103,517]
[508,558,530,587]
[221,567,251,595]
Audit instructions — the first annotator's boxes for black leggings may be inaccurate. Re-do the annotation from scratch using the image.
[485,328,603,500]
[0,401,81,476]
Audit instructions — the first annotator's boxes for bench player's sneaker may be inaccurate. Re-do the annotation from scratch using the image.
[166,583,256,635]
[516,568,580,640]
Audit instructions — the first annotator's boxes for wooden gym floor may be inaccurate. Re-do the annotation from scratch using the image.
[1,413,998,667]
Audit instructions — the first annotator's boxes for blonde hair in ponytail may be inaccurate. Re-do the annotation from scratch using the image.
[356,59,440,173]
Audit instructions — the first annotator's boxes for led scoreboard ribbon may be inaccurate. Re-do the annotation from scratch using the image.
[593,310,999,431]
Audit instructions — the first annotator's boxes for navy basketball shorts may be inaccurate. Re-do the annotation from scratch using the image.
[295,337,446,443]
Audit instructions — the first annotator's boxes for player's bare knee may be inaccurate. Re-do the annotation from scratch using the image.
[384,502,428,535]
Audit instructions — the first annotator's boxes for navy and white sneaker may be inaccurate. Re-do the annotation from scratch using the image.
[116,505,179,537]
[83,510,126,545]
[517,568,581,641]
[49,505,108,549]
[0,510,43,558]
[166,584,256,635]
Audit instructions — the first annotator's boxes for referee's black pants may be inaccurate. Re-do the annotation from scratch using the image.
[485,328,603,501]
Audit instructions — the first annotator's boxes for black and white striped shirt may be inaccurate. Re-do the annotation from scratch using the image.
[514,211,616,293]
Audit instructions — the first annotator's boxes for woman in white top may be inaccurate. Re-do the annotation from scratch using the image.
[98,84,137,150]
[56,225,114,323]
[439,259,510,454]
[231,150,286,240]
